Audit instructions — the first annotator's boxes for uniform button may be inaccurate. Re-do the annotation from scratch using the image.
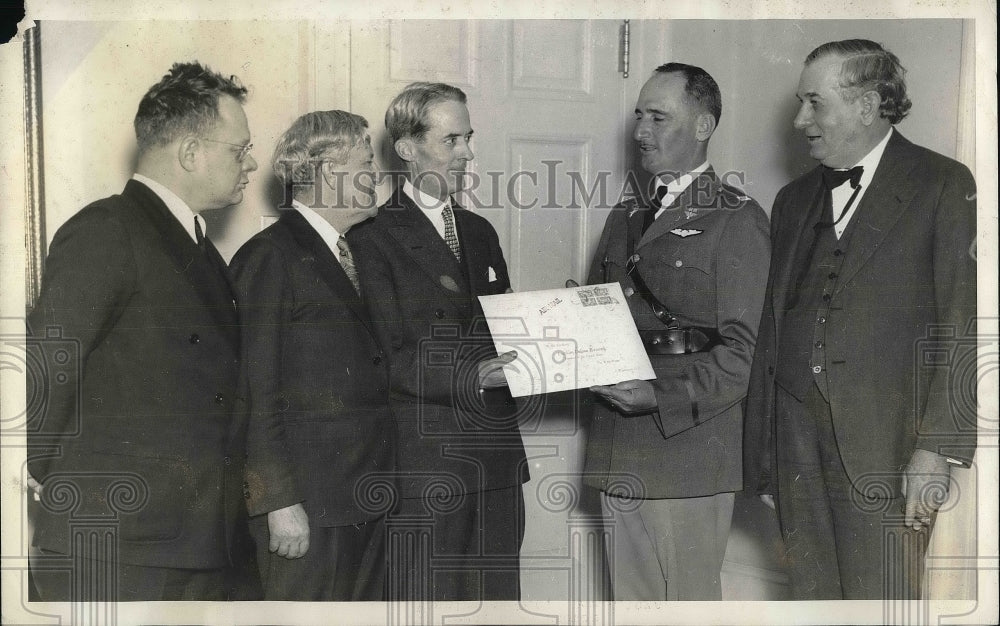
[224,456,232,466]
[630,254,641,263]
[434,309,445,319]
[189,333,200,344]
[624,287,635,297]
[812,365,823,374]
[767,366,775,375]
[833,249,843,256]
[815,341,823,348]
[818,317,827,324]
[822,293,831,302]
[215,393,225,404]
[373,355,382,365]
[828,272,838,280]
[674,260,683,268]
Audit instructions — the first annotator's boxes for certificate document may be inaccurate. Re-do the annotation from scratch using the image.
[478,283,655,398]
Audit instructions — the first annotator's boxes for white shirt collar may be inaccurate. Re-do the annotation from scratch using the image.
[132,173,202,243]
[828,128,893,238]
[403,178,450,212]
[844,127,893,189]
[402,179,454,240]
[291,200,344,253]
[652,161,711,205]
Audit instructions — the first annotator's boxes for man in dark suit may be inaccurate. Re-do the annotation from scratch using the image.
[743,39,977,599]
[349,82,528,601]
[26,62,258,600]
[229,110,396,600]
[584,63,770,600]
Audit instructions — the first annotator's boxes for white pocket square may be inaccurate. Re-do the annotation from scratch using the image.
[670,228,703,238]
[488,266,497,282]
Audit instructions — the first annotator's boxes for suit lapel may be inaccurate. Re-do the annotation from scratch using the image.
[279,210,373,330]
[771,170,826,314]
[834,132,919,292]
[452,207,490,298]
[382,187,471,311]
[124,180,239,344]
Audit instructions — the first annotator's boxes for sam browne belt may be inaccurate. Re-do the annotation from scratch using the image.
[620,204,722,355]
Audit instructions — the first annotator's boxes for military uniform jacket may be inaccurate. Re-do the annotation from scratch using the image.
[26,180,248,569]
[348,186,529,499]
[583,169,770,499]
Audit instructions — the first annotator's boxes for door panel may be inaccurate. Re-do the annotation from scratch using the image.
[344,19,627,606]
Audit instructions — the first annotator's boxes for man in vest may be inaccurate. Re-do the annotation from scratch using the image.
[743,39,977,599]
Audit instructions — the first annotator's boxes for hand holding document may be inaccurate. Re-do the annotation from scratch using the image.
[478,283,655,397]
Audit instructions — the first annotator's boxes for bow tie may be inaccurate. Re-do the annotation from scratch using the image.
[822,165,863,190]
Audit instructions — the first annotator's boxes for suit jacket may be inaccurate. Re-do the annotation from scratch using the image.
[229,210,396,526]
[582,169,771,499]
[744,131,978,496]
[26,179,247,569]
[348,186,528,499]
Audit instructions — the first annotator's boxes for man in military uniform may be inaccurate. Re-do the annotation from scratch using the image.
[584,63,771,600]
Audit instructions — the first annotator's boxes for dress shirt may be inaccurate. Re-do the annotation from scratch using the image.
[290,200,345,258]
[403,178,454,241]
[132,173,203,244]
[652,161,711,219]
[829,127,893,239]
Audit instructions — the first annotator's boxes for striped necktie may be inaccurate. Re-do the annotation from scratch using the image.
[442,203,462,262]
[336,236,361,294]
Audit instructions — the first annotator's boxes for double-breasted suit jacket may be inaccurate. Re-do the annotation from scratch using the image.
[348,186,528,499]
[744,131,978,496]
[27,179,248,569]
[584,169,771,499]
[229,210,396,526]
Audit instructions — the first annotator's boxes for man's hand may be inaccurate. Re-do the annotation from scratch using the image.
[478,350,517,390]
[902,448,951,531]
[590,380,658,415]
[26,474,43,499]
[267,503,310,559]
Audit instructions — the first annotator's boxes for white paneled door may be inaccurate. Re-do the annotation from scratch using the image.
[330,20,629,609]
[340,19,628,289]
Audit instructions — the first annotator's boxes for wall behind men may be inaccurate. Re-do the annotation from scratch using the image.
[38,20,314,261]
[627,19,965,215]
[38,19,966,260]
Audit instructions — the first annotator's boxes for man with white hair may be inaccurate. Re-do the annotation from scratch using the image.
[230,110,396,600]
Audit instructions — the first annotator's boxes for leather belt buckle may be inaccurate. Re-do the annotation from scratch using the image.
[640,327,720,355]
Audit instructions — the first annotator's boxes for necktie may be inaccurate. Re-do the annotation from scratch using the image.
[817,165,864,230]
[193,215,235,306]
[337,236,361,294]
[641,186,671,235]
[442,203,462,262]
[821,165,863,190]
[194,215,207,250]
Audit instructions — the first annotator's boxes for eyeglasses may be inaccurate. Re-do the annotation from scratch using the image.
[202,138,253,162]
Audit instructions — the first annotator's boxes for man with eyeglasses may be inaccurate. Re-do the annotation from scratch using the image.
[27,61,259,601]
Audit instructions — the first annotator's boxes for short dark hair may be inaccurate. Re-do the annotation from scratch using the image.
[653,62,722,124]
[134,61,248,152]
[385,82,467,145]
[805,39,911,124]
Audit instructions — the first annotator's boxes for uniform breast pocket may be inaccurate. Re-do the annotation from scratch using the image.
[646,243,715,313]
[659,241,713,276]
